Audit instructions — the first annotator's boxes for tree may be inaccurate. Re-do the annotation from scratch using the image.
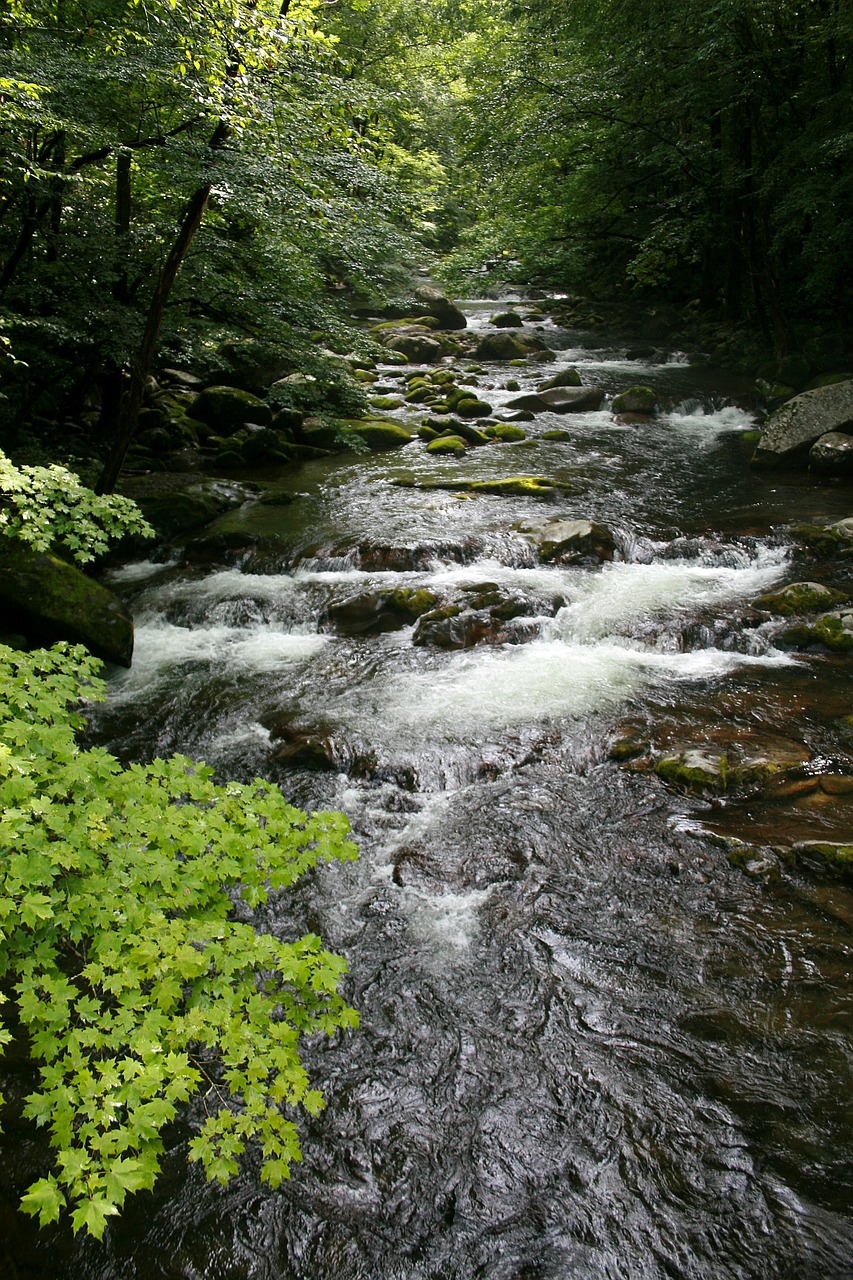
[0,0,416,481]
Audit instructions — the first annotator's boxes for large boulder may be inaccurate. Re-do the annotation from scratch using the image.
[0,540,134,666]
[752,378,853,466]
[474,332,531,362]
[189,385,273,433]
[506,387,605,414]
[413,285,467,331]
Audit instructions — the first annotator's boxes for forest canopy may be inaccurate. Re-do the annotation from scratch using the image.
[1,0,850,477]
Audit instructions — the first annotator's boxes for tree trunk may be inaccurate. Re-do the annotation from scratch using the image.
[96,123,228,494]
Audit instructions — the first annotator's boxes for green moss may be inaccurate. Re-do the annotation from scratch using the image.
[542,429,572,441]
[487,423,527,442]
[753,582,848,616]
[349,420,412,451]
[388,588,439,620]
[795,842,853,879]
[369,395,405,411]
[655,751,729,791]
[427,435,467,455]
[782,615,853,651]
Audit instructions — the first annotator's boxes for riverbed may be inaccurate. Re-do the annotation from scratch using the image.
[4,299,852,1279]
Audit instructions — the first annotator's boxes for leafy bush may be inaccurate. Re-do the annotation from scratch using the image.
[0,642,359,1237]
[0,450,154,564]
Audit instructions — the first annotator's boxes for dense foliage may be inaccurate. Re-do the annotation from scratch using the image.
[0,640,358,1237]
[0,447,153,562]
[438,0,853,353]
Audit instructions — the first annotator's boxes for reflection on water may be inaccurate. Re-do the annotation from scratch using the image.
[3,303,852,1280]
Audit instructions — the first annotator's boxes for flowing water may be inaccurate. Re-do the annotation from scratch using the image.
[4,300,853,1279]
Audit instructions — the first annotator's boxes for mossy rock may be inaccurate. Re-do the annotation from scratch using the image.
[455,397,493,419]
[490,311,524,328]
[447,420,490,446]
[486,423,527,442]
[190,385,272,432]
[655,749,730,792]
[0,540,133,667]
[427,435,467,456]
[753,581,848,616]
[505,379,521,392]
[418,424,442,442]
[538,368,582,390]
[369,395,405,411]
[790,521,853,557]
[542,429,572,441]
[781,614,853,651]
[467,477,556,497]
[612,385,658,415]
[349,420,412,451]
[793,841,853,880]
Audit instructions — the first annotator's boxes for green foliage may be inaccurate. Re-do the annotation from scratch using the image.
[0,449,154,563]
[0,641,359,1237]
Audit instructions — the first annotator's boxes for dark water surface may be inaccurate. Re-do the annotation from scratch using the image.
[3,301,852,1279]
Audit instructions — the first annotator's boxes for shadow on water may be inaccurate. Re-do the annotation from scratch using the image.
[2,303,852,1280]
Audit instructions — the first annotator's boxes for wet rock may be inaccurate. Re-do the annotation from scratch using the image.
[485,423,527,442]
[324,588,439,635]
[809,430,853,475]
[123,477,249,539]
[781,612,853,652]
[455,396,493,418]
[412,591,538,649]
[497,409,536,423]
[536,518,616,564]
[490,311,524,328]
[790,517,853,557]
[752,581,848,616]
[611,385,658,414]
[441,419,490,446]
[724,839,783,879]
[793,841,853,880]
[382,329,445,363]
[506,387,605,414]
[541,429,572,441]
[413,285,467,331]
[0,540,134,666]
[537,368,582,390]
[190,385,272,432]
[369,395,405,411]
[348,419,412,451]
[270,732,338,771]
[752,378,853,466]
[427,435,467,456]
[474,332,532,362]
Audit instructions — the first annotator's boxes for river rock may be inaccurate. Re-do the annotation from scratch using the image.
[752,581,848,616]
[792,841,853,880]
[382,329,445,363]
[485,423,527,442]
[349,420,412,451]
[490,311,524,328]
[427,435,467,456]
[781,611,853,652]
[612,386,658,414]
[536,518,616,564]
[323,588,439,635]
[809,431,853,475]
[413,285,467,330]
[538,368,582,390]
[0,540,134,666]
[752,378,853,466]
[474,332,531,361]
[506,387,605,414]
[190,385,273,433]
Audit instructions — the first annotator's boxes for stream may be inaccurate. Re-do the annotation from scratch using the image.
[4,298,853,1279]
